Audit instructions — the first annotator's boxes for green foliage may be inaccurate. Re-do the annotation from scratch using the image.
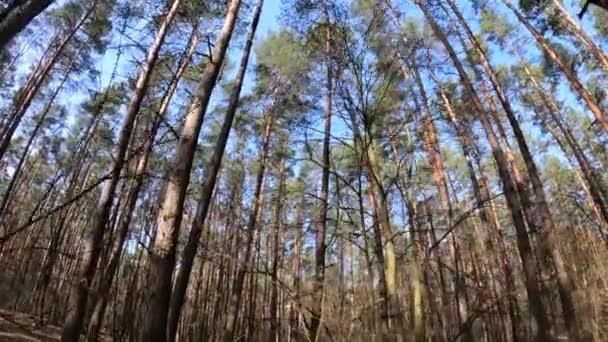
[255,30,310,85]
[480,9,515,46]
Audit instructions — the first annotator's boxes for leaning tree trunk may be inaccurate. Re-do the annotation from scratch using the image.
[142,1,242,340]
[447,1,583,337]
[551,0,608,71]
[0,0,53,50]
[60,1,182,340]
[415,1,553,339]
[436,85,523,341]
[503,0,608,131]
[515,50,608,228]
[0,5,91,164]
[0,55,73,220]
[165,2,261,340]
[270,153,286,342]
[85,26,198,342]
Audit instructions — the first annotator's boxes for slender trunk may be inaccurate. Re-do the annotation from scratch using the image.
[290,196,304,341]
[448,2,583,337]
[367,189,391,333]
[224,111,273,341]
[551,0,608,71]
[311,12,332,340]
[515,51,608,228]
[0,56,72,220]
[383,3,461,333]
[437,86,523,340]
[0,6,90,163]
[503,0,608,131]
[143,1,242,340]
[165,2,260,339]
[402,164,426,342]
[0,36,55,138]
[84,27,198,341]
[415,1,553,338]
[60,1,182,340]
[411,60,470,339]
[270,154,286,342]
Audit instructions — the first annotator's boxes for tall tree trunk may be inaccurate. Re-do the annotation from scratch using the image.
[142,1,242,341]
[345,78,396,333]
[165,2,261,339]
[447,2,583,337]
[503,0,608,131]
[290,195,304,341]
[551,0,608,70]
[415,1,553,338]
[515,51,608,228]
[383,3,464,333]
[411,60,470,339]
[0,54,73,220]
[366,188,392,334]
[401,163,426,342]
[224,110,274,342]
[84,27,198,341]
[310,10,333,340]
[60,1,182,340]
[0,5,91,163]
[437,85,523,341]
[270,152,286,342]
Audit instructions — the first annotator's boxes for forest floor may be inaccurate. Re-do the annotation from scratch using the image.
[0,310,60,341]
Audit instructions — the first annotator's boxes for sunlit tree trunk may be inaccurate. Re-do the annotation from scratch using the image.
[514,51,608,229]
[503,0,608,131]
[551,0,608,71]
[165,1,260,339]
[85,27,198,341]
[0,55,73,220]
[270,151,286,342]
[61,2,182,340]
[416,1,553,338]
[142,1,242,341]
[224,109,274,341]
[437,85,523,341]
[311,8,333,339]
[290,197,304,341]
[448,2,583,336]
[0,7,91,163]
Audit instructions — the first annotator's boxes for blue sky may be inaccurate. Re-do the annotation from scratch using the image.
[257,0,281,38]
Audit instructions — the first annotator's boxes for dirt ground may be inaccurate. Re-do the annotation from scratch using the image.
[0,310,60,341]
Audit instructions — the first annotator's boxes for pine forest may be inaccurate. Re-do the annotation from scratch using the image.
[1,0,608,341]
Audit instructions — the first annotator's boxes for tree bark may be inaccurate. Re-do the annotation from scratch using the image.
[142,1,242,341]
[310,9,333,340]
[165,2,261,340]
[270,152,286,342]
[515,51,608,229]
[551,0,608,71]
[224,111,273,341]
[84,27,198,342]
[447,2,583,337]
[503,0,608,131]
[0,0,53,50]
[60,1,182,340]
[415,1,553,338]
